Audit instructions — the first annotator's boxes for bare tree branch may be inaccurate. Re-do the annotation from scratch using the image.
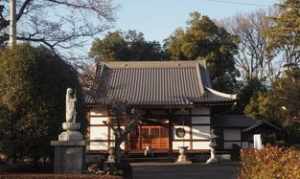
[0,0,116,61]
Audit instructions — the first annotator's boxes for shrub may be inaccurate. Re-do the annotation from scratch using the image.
[240,145,300,179]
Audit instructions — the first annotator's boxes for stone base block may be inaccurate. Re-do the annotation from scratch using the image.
[51,140,85,173]
[206,157,218,164]
[176,154,192,164]
[62,122,80,131]
[58,131,83,141]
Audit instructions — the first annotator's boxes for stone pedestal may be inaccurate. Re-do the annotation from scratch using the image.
[51,122,85,173]
[51,140,85,173]
[176,146,191,164]
[206,139,218,164]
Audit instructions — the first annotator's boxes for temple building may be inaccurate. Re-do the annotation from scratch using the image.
[84,61,275,154]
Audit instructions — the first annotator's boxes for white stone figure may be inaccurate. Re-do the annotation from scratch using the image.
[176,146,191,163]
[206,140,217,164]
[253,134,263,150]
[66,88,77,123]
[206,130,218,164]
[58,88,82,141]
[144,145,150,157]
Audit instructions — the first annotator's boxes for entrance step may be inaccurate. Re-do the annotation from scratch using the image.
[128,157,175,163]
[127,153,176,162]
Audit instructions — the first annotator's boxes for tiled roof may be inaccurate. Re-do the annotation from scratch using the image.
[86,61,236,106]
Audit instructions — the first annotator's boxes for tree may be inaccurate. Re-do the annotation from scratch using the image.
[245,68,300,127]
[104,101,142,163]
[272,68,300,125]
[0,0,115,53]
[245,91,282,125]
[235,78,267,113]
[221,9,279,82]
[89,30,164,62]
[0,44,82,162]
[164,12,239,92]
[264,0,300,66]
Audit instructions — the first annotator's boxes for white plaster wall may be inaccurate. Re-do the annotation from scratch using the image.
[90,110,108,116]
[192,141,210,150]
[90,116,109,125]
[224,129,241,141]
[90,126,108,140]
[191,116,210,124]
[89,141,108,150]
[172,141,190,150]
[191,126,210,140]
[173,125,191,140]
[191,108,210,115]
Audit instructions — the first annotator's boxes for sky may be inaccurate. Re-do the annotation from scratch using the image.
[112,0,278,43]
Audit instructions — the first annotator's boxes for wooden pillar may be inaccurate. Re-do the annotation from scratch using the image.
[139,123,142,151]
[189,109,193,150]
[168,109,173,154]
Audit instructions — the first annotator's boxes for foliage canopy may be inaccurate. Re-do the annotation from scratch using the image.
[0,44,81,161]
[164,12,240,92]
[89,30,164,62]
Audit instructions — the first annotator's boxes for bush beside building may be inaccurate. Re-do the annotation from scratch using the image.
[240,145,300,179]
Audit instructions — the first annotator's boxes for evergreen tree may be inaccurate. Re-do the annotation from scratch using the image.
[89,30,164,62]
[164,12,239,92]
[0,44,82,162]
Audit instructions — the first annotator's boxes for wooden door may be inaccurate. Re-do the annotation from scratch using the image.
[141,125,169,151]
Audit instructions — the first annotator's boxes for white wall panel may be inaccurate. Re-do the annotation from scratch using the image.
[90,126,108,140]
[90,110,108,116]
[191,126,210,140]
[90,117,109,125]
[192,141,210,150]
[224,129,241,140]
[172,141,190,150]
[191,116,210,124]
[173,125,190,140]
[89,142,108,150]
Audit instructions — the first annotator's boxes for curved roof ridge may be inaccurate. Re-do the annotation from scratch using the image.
[101,61,206,68]
[205,87,237,100]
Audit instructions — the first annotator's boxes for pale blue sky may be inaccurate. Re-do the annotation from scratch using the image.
[112,0,278,42]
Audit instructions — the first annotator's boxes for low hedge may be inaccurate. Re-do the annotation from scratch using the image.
[0,175,122,179]
[240,145,300,179]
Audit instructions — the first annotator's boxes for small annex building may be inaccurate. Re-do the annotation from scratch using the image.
[85,61,247,154]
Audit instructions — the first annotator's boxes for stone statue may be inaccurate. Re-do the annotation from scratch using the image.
[206,129,218,164]
[51,88,85,174]
[57,88,82,141]
[66,88,77,123]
